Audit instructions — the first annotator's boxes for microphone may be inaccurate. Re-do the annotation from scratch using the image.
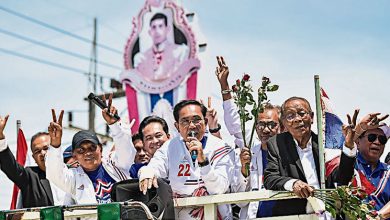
[188,130,198,162]
[88,93,120,120]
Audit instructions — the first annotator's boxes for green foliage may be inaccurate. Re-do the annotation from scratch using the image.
[231,74,279,149]
[314,186,378,219]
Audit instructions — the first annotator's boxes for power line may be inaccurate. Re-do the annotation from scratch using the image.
[38,0,129,39]
[0,6,123,54]
[0,47,112,78]
[0,28,122,70]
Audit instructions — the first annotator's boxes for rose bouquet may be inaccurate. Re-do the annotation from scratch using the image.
[231,74,278,175]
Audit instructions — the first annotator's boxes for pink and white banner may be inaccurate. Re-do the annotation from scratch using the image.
[121,0,201,134]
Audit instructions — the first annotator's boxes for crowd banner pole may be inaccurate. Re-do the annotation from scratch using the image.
[314,75,326,189]
[16,120,21,138]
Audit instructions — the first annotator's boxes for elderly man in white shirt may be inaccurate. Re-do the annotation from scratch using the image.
[263,97,357,217]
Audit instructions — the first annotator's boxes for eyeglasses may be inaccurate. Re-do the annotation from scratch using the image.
[284,111,310,122]
[179,117,203,127]
[256,121,278,130]
[365,133,388,145]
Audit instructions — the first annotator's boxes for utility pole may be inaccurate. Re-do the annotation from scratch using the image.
[88,18,98,131]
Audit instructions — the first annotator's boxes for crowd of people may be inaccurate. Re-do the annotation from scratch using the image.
[0,56,389,220]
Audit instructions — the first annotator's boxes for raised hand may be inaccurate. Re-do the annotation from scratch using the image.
[102,93,119,125]
[355,113,389,139]
[48,109,64,148]
[215,56,230,88]
[0,115,9,140]
[342,109,359,149]
[201,97,218,128]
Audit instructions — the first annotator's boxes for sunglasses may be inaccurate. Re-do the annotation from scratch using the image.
[256,121,278,130]
[365,133,388,145]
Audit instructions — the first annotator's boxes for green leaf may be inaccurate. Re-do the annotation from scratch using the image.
[267,84,279,92]
[251,108,258,117]
[247,93,254,102]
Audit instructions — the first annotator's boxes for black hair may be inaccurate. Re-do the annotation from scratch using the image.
[30,132,49,151]
[131,133,142,143]
[173,100,207,122]
[150,13,168,26]
[138,116,169,140]
[280,96,312,119]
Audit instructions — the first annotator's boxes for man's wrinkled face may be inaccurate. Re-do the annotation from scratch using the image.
[73,141,102,172]
[149,18,168,45]
[142,122,169,157]
[256,108,280,144]
[175,105,207,141]
[357,128,387,164]
[133,139,150,164]
[282,99,313,141]
[31,135,50,171]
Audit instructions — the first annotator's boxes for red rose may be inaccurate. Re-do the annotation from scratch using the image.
[370,210,378,216]
[243,74,250,81]
[236,79,240,86]
[369,200,376,207]
[232,85,238,92]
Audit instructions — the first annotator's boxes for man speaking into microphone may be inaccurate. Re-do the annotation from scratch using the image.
[139,100,235,220]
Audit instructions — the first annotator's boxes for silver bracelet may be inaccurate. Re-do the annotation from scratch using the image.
[221,89,232,95]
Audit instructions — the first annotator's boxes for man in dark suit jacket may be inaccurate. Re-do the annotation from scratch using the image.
[262,97,356,217]
[0,115,55,208]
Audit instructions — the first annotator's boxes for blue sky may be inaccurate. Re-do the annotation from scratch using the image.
[0,0,389,210]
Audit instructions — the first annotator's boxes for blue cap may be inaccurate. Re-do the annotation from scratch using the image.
[63,145,73,159]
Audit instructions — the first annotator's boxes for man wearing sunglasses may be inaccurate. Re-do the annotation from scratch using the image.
[215,56,282,218]
[138,99,235,219]
[345,113,390,219]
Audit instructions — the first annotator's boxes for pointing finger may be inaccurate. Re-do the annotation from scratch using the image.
[221,56,226,66]
[51,109,57,123]
[216,56,222,67]
[208,97,211,108]
[108,93,113,110]
[347,114,352,125]
[58,110,64,127]
[3,115,9,126]
[352,109,359,126]
[102,94,107,107]
[378,114,389,122]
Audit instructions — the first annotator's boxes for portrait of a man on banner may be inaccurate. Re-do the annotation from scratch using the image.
[133,12,189,82]
[121,0,201,134]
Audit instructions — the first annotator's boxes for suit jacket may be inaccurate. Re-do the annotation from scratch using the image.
[0,147,54,208]
[263,131,355,217]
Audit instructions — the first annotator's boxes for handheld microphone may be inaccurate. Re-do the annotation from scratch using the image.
[189,130,198,161]
[88,93,120,120]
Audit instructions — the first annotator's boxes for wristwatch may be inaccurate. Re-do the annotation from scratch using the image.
[209,123,221,133]
[198,157,209,167]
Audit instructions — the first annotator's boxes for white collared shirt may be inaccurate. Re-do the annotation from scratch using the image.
[295,139,320,190]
